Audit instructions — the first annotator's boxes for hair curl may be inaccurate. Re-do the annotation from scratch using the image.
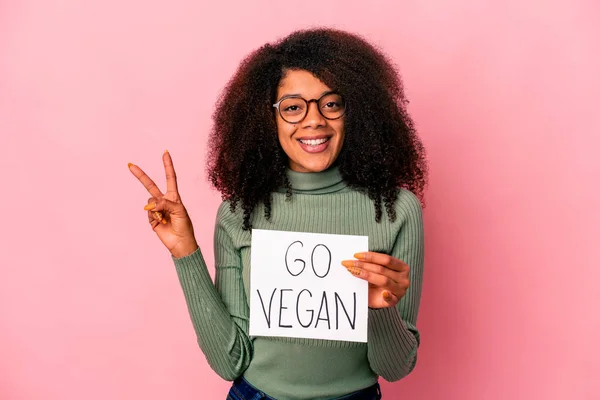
[207,28,428,230]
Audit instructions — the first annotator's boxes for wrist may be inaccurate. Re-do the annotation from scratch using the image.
[170,240,199,259]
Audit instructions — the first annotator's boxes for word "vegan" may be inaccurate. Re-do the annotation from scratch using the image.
[255,241,357,330]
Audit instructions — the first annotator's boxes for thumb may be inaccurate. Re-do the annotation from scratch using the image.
[143,198,182,214]
[382,290,399,306]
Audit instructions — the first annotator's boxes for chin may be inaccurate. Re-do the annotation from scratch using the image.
[292,158,335,173]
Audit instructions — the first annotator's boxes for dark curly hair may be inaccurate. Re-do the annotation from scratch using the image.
[207,28,428,230]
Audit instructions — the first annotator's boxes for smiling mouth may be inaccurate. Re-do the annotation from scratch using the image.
[298,137,330,146]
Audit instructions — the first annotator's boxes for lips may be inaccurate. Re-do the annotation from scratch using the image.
[299,137,329,146]
[296,136,331,153]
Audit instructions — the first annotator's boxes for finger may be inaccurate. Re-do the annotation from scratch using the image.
[147,210,166,225]
[154,211,166,224]
[342,260,404,283]
[128,163,164,198]
[382,290,399,305]
[352,252,408,272]
[148,212,161,230]
[344,265,401,289]
[143,197,179,215]
[144,199,168,224]
[146,198,166,223]
[144,198,159,211]
[163,150,179,194]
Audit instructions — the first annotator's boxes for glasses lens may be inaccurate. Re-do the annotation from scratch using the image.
[318,93,345,119]
[279,97,307,123]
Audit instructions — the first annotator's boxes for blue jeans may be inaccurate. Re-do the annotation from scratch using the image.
[226,377,382,400]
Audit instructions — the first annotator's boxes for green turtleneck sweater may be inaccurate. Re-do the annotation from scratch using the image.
[172,167,424,400]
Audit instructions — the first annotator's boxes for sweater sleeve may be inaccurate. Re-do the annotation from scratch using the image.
[366,190,424,381]
[171,204,252,381]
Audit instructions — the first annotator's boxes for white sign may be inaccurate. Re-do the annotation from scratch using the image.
[249,229,369,343]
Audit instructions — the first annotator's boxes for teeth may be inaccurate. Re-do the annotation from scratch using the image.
[299,138,328,146]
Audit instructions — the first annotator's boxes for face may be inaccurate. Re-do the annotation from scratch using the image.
[275,69,345,173]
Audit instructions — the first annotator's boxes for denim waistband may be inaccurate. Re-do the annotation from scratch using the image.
[226,377,382,400]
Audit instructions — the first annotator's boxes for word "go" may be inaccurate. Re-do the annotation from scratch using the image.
[284,241,332,278]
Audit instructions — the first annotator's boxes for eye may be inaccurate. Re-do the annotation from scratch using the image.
[322,101,342,111]
[319,93,344,112]
[279,98,305,115]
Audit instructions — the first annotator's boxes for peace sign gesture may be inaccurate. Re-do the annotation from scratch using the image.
[128,151,199,258]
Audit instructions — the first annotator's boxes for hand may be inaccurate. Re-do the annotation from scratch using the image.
[128,151,199,258]
[342,252,410,309]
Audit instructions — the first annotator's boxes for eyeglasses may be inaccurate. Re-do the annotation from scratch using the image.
[273,92,346,124]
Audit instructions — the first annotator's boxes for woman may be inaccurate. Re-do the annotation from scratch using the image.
[129,28,427,400]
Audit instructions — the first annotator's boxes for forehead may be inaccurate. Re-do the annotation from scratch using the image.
[277,69,332,96]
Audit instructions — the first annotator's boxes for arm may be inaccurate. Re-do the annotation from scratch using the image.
[172,203,252,380]
[367,190,424,381]
[128,154,252,380]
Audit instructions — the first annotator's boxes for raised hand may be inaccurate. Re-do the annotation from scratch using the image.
[128,151,199,258]
[342,252,410,309]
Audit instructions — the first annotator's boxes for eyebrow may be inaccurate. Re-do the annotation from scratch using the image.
[276,90,333,102]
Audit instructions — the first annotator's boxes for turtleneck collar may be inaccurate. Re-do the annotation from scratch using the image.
[279,165,348,194]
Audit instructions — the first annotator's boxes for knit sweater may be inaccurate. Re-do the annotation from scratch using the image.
[172,166,424,400]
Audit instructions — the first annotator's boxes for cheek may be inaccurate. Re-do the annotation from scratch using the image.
[332,123,346,154]
[276,120,295,140]
[276,122,294,150]
[333,121,345,142]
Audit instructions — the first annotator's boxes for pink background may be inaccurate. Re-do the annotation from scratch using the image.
[1,1,599,399]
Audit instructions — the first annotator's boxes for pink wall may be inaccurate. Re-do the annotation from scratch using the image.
[1,1,598,399]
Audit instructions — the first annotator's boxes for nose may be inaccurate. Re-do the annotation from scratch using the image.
[302,99,326,128]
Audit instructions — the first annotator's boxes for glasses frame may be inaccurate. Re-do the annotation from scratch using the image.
[272,91,346,124]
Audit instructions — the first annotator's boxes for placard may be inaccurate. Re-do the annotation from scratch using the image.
[249,229,368,342]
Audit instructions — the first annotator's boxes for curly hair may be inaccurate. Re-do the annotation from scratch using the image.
[207,28,428,230]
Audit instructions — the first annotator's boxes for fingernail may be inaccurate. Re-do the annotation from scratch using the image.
[354,253,365,260]
[382,290,392,301]
[341,260,356,268]
[346,267,361,276]
[128,163,134,168]
[164,150,169,154]
[144,202,157,211]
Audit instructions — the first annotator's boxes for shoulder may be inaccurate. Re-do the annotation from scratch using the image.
[216,200,234,218]
[215,200,244,229]
[343,185,421,211]
[396,188,422,210]
[394,189,423,224]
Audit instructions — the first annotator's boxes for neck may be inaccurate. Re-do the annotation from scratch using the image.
[281,165,347,195]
